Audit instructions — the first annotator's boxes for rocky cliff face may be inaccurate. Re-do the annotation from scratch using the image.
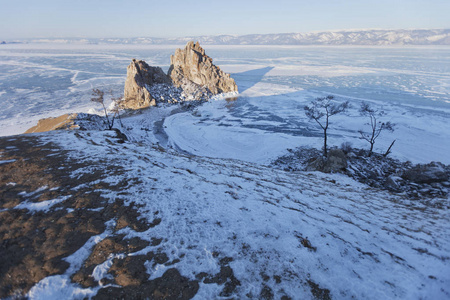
[122,42,238,109]
[123,59,170,109]
[168,41,238,95]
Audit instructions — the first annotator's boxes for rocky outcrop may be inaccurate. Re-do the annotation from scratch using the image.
[402,162,449,184]
[306,149,348,173]
[123,59,170,109]
[168,41,238,96]
[122,42,238,108]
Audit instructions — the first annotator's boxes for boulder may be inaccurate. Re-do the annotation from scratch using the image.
[123,59,170,109]
[306,149,348,173]
[402,162,449,184]
[384,175,403,191]
[323,149,348,173]
[168,41,238,96]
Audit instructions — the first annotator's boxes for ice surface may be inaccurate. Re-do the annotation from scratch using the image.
[1,45,449,136]
[1,44,449,164]
[160,81,450,164]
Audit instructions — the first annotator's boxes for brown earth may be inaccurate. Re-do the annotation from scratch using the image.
[24,113,79,134]
[0,133,201,299]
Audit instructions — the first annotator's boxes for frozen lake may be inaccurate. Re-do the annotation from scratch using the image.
[0,44,449,163]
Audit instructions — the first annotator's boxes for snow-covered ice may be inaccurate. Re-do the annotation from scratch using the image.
[160,82,450,164]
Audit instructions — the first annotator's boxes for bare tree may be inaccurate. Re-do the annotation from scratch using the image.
[304,95,349,157]
[358,102,394,157]
[383,139,396,157]
[110,92,125,128]
[91,88,123,130]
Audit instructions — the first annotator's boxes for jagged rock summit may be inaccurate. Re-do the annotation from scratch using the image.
[168,41,238,95]
[123,59,170,109]
[123,41,238,109]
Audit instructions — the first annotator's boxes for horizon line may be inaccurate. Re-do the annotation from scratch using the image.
[2,28,448,41]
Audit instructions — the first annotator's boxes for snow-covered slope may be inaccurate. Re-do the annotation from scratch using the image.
[7,29,450,45]
[16,113,448,299]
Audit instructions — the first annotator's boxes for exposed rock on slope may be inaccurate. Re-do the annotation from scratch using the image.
[306,149,348,173]
[123,59,170,109]
[402,161,449,184]
[272,147,450,200]
[168,41,238,95]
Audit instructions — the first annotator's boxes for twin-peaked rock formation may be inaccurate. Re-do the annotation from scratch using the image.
[123,41,238,109]
[168,41,238,95]
[123,60,170,109]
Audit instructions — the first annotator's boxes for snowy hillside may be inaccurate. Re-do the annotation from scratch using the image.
[6,29,450,45]
[0,98,448,298]
[0,126,447,299]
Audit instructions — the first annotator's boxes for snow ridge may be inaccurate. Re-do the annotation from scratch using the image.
[6,29,450,45]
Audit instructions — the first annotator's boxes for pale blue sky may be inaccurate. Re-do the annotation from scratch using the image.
[0,0,448,39]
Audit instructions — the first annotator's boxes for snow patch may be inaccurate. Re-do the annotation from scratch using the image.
[14,195,71,212]
[92,253,125,283]
[0,159,16,165]
[27,220,116,299]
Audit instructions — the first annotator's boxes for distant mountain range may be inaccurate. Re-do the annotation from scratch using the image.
[3,29,450,46]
